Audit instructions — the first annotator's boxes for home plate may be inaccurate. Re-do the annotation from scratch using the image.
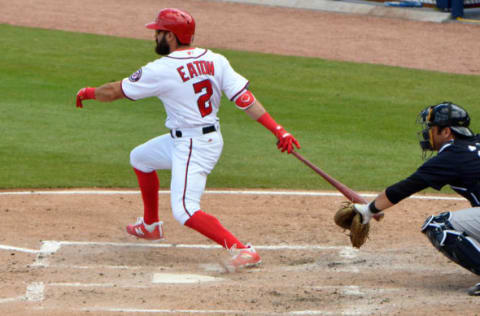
[152,273,224,284]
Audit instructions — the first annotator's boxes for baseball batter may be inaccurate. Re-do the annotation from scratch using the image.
[347,102,480,296]
[75,8,300,270]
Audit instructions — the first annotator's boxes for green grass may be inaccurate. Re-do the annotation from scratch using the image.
[1,24,480,191]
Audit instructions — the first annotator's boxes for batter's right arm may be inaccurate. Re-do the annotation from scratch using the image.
[76,81,125,108]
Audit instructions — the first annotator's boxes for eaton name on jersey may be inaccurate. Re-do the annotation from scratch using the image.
[177,61,215,82]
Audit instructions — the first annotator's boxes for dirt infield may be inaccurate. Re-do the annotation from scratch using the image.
[1,190,479,315]
[2,0,480,315]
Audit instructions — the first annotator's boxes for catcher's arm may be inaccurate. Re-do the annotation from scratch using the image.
[372,191,394,210]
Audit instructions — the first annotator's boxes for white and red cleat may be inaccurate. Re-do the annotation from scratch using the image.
[126,217,164,241]
[223,243,261,272]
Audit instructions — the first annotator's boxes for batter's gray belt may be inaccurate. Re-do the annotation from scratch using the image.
[170,125,217,138]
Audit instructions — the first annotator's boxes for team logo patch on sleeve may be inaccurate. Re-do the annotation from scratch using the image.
[129,68,143,82]
[234,90,255,109]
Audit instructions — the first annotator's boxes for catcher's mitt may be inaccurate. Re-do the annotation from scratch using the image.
[334,201,370,248]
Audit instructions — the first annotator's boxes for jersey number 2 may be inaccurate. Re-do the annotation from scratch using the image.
[193,79,213,117]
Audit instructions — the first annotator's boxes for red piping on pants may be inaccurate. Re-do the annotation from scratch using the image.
[182,139,193,217]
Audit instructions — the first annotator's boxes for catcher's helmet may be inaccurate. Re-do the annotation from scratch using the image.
[146,8,195,45]
[418,102,474,152]
[421,102,473,137]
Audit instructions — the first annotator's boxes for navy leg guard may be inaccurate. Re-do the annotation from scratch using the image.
[468,283,480,296]
[422,212,480,276]
[421,211,453,231]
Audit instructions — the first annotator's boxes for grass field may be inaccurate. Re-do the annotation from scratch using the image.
[1,24,480,190]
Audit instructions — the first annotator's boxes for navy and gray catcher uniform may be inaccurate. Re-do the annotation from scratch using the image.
[386,135,480,277]
[386,135,480,241]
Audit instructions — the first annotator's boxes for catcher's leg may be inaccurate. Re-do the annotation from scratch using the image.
[449,207,480,242]
[421,212,480,276]
[468,283,480,296]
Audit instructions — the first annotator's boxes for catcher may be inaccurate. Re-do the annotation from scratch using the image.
[335,102,480,296]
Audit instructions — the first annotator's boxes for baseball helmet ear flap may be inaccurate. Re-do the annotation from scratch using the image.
[146,8,195,45]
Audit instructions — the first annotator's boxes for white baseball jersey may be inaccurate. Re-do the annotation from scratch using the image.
[127,47,250,225]
[121,47,249,129]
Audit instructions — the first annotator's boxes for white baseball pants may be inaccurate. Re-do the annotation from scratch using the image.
[129,126,223,225]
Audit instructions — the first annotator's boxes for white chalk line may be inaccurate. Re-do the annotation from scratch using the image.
[47,264,144,270]
[3,276,381,315]
[10,283,380,316]
[0,296,24,304]
[0,282,45,304]
[0,241,61,256]
[3,240,356,268]
[78,306,376,315]
[5,240,458,274]
[0,283,378,316]
[0,189,465,201]
[0,240,360,311]
[0,241,352,255]
[0,245,41,254]
[77,307,276,315]
[25,283,44,302]
[49,240,353,251]
[49,282,150,288]
[0,241,393,315]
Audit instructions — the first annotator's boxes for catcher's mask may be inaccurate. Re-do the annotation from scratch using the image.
[417,102,473,155]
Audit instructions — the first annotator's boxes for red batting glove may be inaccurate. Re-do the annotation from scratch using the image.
[257,113,301,154]
[274,126,301,153]
[76,87,96,108]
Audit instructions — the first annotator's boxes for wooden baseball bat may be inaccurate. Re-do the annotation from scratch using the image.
[292,151,383,220]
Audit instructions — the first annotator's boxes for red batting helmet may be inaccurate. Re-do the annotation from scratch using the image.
[146,8,195,45]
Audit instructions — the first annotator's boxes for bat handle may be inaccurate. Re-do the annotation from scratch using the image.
[373,213,384,221]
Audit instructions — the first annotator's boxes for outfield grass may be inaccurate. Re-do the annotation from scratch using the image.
[1,24,479,191]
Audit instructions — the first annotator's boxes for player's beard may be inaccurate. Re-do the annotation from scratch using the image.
[155,35,171,56]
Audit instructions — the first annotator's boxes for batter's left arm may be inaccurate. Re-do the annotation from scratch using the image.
[235,90,300,154]
[243,98,266,120]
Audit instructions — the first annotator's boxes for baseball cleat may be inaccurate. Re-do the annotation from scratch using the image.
[223,243,261,272]
[126,217,164,241]
[468,283,480,296]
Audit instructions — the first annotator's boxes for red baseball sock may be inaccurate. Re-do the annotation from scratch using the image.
[184,210,246,249]
[133,168,159,225]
